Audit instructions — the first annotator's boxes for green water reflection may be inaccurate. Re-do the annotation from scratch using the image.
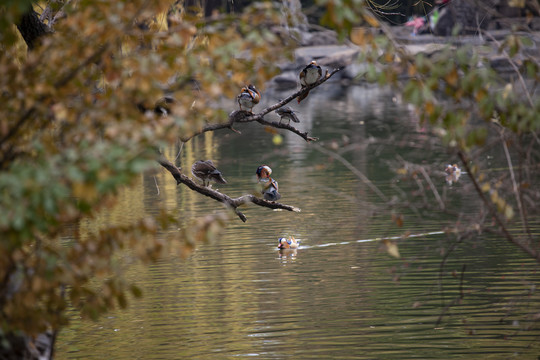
[56,85,540,359]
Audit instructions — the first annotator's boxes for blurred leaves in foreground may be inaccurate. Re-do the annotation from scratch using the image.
[0,0,292,346]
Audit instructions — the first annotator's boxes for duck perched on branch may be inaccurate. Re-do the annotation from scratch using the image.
[237,84,261,113]
[191,160,227,187]
[275,106,300,124]
[256,165,281,201]
[298,60,322,103]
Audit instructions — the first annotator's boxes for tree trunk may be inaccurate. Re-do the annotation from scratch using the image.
[16,7,49,50]
[0,330,55,360]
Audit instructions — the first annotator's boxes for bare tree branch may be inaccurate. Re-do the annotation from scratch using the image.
[499,129,532,243]
[180,68,342,143]
[458,151,540,263]
[159,68,343,220]
[256,117,318,142]
[157,155,301,222]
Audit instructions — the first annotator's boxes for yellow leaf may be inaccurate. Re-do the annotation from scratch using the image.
[383,239,401,258]
[396,167,407,175]
[502,83,513,99]
[408,64,417,77]
[363,14,380,28]
[475,88,487,102]
[445,67,458,87]
[73,182,98,202]
[392,213,404,227]
[351,28,375,47]
[425,101,435,116]
[350,27,367,46]
[504,205,514,219]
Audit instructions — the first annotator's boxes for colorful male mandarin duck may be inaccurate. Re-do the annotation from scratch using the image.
[237,84,261,113]
[275,106,300,124]
[191,160,227,187]
[278,236,300,249]
[247,84,261,103]
[298,60,322,103]
[444,164,462,185]
[256,165,281,201]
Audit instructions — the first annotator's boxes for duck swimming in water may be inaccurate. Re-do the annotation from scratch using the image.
[444,164,461,185]
[277,236,300,249]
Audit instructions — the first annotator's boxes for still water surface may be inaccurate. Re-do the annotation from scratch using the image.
[57,84,540,359]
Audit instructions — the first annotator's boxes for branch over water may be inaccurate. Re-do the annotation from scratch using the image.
[157,155,301,222]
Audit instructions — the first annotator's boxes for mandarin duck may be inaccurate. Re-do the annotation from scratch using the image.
[247,84,261,103]
[277,236,300,249]
[298,60,322,103]
[191,160,227,187]
[275,106,300,124]
[444,164,462,185]
[256,165,281,201]
[237,84,261,113]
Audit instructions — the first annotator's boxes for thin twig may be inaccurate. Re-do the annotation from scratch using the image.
[419,167,444,210]
[175,141,184,161]
[153,176,160,195]
[499,129,531,242]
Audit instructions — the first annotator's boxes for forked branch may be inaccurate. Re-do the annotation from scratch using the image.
[159,67,341,220]
[458,151,540,263]
[180,68,341,142]
[157,156,301,222]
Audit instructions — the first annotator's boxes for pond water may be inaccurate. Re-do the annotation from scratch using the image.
[56,84,540,359]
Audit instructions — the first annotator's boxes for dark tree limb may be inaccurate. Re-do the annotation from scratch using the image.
[160,69,342,220]
[458,151,540,263]
[17,7,51,50]
[157,156,301,222]
[256,118,318,142]
[180,68,342,143]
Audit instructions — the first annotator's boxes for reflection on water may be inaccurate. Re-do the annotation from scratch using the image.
[56,85,540,359]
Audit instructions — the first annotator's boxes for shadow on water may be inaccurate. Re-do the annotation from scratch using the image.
[56,84,540,359]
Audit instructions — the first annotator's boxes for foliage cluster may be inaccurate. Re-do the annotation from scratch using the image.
[343,3,540,261]
[0,0,290,345]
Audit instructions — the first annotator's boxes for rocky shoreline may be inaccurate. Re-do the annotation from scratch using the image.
[269,23,540,90]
